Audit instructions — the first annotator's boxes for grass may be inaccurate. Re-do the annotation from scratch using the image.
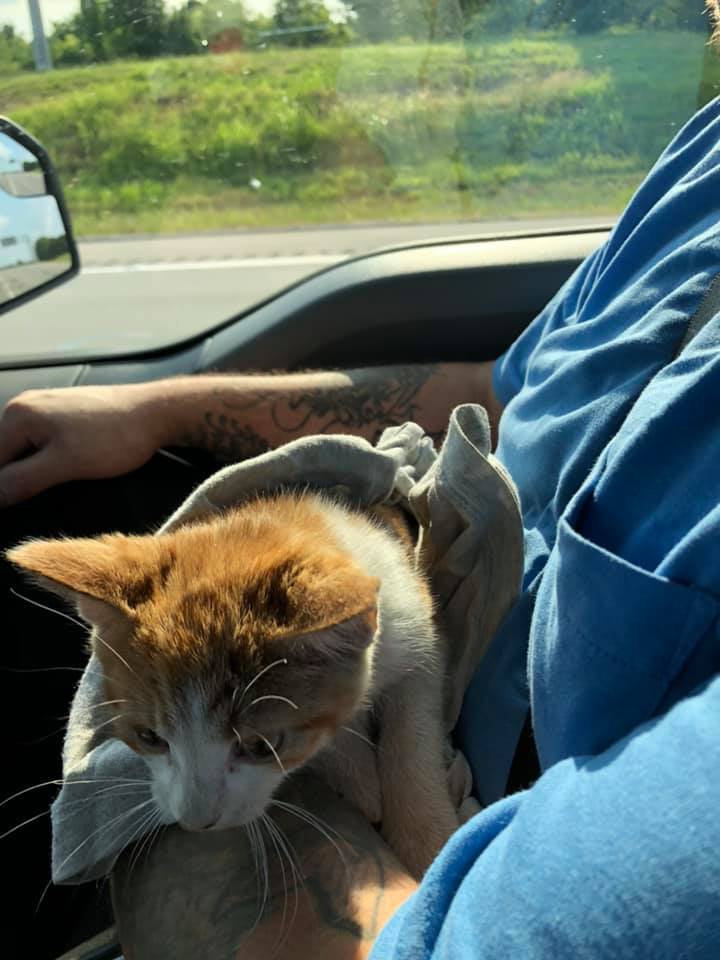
[1,30,719,237]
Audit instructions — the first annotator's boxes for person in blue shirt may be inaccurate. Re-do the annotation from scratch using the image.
[2,17,720,960]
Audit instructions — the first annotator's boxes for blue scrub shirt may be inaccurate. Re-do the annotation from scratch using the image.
[373,96,720,958]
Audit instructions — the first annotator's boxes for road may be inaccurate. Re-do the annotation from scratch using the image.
[2,217,609,366]
[0,261,67,303]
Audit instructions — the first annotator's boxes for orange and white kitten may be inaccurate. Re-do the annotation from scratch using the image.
[8,492,459,878]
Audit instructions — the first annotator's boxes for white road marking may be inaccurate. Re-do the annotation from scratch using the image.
[82,255,344,275]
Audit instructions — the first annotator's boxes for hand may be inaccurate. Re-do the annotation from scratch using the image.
[113,771,418,960]
[0,385,167,506]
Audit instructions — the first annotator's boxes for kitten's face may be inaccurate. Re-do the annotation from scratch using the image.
[8,497,379,831]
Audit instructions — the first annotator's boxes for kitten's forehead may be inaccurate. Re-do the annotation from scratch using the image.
[158,652,289,722]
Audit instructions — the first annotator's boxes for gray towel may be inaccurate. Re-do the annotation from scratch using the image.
[51,404,523,884]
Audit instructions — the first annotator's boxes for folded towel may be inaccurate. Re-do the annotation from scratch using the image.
[51,404,523,883]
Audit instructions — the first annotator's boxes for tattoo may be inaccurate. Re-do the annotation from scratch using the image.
[184,366,441,463]
[184,413,270,463]
[112,775,398,959]
[268,365,440,436]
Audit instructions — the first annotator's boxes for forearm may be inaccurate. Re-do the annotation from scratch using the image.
[113,772,417,960]
[141,362,500,460]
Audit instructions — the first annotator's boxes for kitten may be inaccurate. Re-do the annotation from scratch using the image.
[7,492,459,878]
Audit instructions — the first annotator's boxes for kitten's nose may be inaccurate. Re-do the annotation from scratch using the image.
[179,815,219,831]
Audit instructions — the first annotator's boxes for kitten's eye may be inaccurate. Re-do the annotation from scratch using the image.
[136,728,168,751]
[233,732,284,762]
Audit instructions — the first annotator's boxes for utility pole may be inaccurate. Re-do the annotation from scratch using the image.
[27,0,53,71]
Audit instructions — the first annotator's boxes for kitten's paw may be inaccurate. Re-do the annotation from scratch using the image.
[347,772,383,824]
[311,739,382,824]
[383,808,458,880]
[327,755,382,824]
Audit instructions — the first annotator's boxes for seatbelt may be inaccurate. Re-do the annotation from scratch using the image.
[504,272,720,795]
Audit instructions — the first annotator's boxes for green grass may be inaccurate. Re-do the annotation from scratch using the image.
[1,30,719,237]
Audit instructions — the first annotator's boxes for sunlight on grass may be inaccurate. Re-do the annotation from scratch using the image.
[1,30,718,237]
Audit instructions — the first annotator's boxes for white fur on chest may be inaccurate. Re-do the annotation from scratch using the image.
[315,498,438,696]
[311,497,457,878]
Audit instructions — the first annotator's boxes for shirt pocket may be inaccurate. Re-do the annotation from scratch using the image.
[530,480,719,770]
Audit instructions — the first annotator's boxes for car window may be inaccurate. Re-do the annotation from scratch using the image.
[0,1,718,365]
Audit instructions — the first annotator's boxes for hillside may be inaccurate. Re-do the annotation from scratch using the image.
[1,30,717,236]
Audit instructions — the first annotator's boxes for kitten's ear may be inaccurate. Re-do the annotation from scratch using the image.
[6,535,157,629]
[288,605,379,662]
[277,555,380,660]
[282,567,380,660]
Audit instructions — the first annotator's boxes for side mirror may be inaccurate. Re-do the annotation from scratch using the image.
[0,117,79,317]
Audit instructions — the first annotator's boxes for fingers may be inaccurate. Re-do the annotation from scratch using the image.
[0,447,67,508]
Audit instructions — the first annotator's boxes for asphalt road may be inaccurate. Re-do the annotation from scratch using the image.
[0,261,68,303]
[2,217,609,366]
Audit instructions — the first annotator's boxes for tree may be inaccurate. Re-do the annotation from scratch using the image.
[105,0,167,57]
[534,0,709,33]
[79,0,108,60]
[165,1,205,54]
[0,24,33,73]
[347,0,465,43]
[190,0,247,46]
[36,236,69,261]
[272,0,341,45]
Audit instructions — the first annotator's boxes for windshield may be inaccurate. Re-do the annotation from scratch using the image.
[0,1,718,365]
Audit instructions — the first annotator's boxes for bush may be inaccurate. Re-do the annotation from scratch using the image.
[0,24,32,73]
[470,0,536,35]
[50,33,93,67]
[4,30,718,235]
[35,235,69,259]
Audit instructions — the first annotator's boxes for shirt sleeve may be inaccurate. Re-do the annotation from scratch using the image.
[371,669,720,959]
[493,239,606,408]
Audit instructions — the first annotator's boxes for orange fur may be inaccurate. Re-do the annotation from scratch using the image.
[7,495,379,764]
[8,490,460,875]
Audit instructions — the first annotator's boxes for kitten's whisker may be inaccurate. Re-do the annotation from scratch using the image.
[91,633,140,682]
[60,785,150,810]
[34,875,54,917]
[0,665,87,675]
[246,695,298,712]
[10,588,86,630]
[88,713,126,736]
[0,777,148,811]
[255,818,271,924]
[144,821,168,871]
[0,786,150,845]
[246,726,286,774]
[340,726,375,748]
[0,808,49,842]
[236,659,288,710]
[40,800,158,914]
[247,820,267,931]
[264,814,303,947]
[244,823,262,906]
[140,819,167,875]
[56,699,129,724]
[52,798,156,881]
[18,726,67,746]
[126,807,163,880]
[262,813,290,948]
[36,799,157,917]
[11,593,133,684]
[271,800,349,874]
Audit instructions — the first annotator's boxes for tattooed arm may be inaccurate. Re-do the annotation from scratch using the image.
[112,771,418,960]
[154,362,500,458]
[0,362,500,505]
